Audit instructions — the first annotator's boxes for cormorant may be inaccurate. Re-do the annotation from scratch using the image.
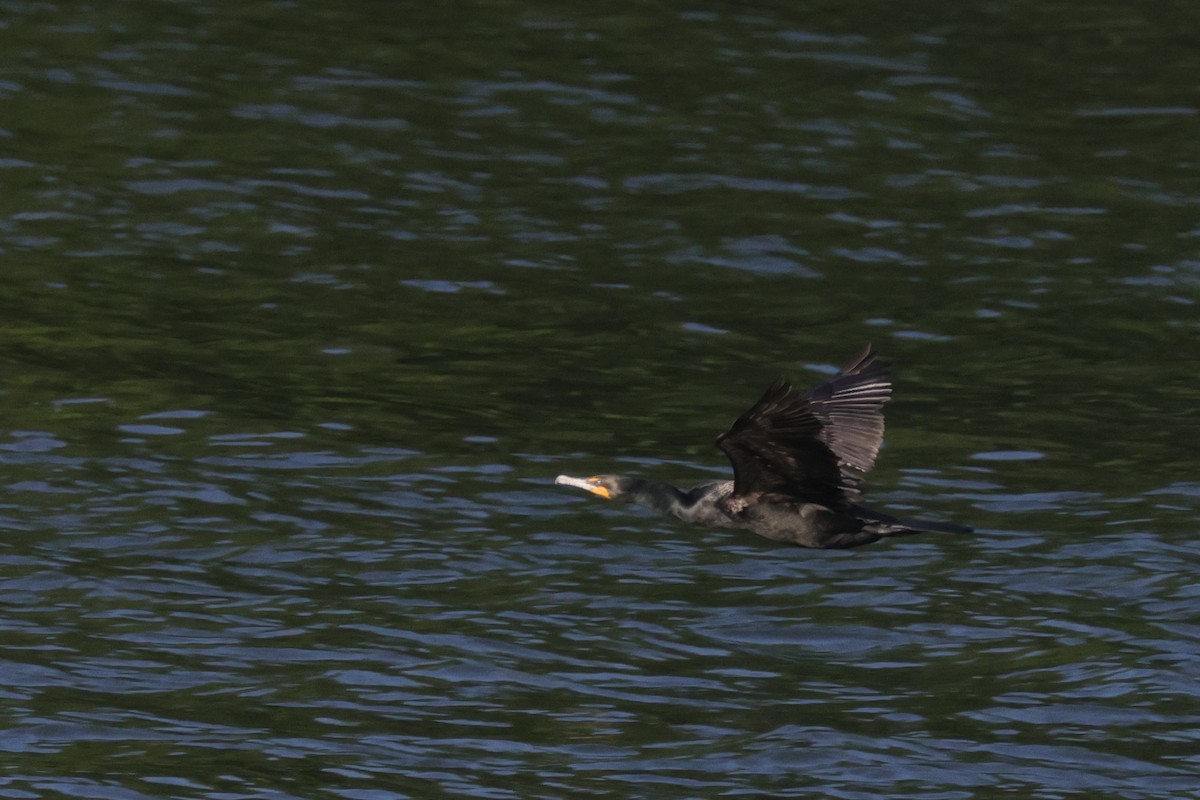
[555,346,971,549]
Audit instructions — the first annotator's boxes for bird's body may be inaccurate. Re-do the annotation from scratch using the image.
[555,346,970,549]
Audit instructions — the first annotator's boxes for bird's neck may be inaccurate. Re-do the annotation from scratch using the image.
[625,478,692,518]
[626,478,729,526]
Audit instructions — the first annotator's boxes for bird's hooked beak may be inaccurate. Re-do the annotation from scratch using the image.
[555,474,612,500]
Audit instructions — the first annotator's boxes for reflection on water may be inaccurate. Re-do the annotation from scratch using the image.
[2,0,1199,798]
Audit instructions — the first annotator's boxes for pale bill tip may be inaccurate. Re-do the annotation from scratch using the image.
[555,474,590,490]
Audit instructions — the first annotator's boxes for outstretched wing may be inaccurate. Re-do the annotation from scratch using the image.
[715,346,892,508]
[716,378,847,508]
[805,344,892,477]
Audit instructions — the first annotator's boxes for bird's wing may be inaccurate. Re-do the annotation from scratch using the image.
[805,344,892,477]
[716,377,848,509]
[715,346,892,508]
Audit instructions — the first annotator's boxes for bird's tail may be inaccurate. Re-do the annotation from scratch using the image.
[859,508,973,537]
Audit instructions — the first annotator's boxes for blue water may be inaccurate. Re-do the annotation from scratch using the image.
[2,1,1199,798]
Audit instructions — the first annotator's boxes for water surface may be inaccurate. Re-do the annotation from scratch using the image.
[2,1,1199,798]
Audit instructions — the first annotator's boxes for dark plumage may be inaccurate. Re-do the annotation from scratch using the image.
[555,346,971,549]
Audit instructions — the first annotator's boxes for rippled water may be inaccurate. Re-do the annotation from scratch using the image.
[2,1,1199,798]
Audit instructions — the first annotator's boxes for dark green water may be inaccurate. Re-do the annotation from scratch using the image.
[2,2,1199,798]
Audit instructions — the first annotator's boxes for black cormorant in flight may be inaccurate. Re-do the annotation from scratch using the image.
[555,346,971,549]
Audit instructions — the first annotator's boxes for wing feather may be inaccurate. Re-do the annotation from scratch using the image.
[805,344,892,475]
[715,346,892,509]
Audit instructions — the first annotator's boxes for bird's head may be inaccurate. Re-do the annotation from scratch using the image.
[554,474,638,502]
